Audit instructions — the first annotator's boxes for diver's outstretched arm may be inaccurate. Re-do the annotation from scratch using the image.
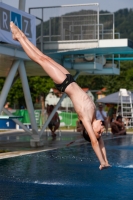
[98,137,111,169]
[81,118,108,169]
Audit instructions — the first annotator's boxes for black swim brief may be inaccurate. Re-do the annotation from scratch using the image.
[54,74,75,92]
[82,129,91,142]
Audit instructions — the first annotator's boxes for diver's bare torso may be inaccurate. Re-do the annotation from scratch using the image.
[65,82,96,122]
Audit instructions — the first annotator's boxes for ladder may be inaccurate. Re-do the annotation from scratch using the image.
[116,89,133,128]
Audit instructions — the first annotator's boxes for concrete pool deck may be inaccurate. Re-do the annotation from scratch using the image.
[0,129,86,159]
[0,129,131,159]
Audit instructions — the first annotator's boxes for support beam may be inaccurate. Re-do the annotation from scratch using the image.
[0,60,20,113]
[107,57,133,61]
[18,61,39,137]
[2,108,32,134]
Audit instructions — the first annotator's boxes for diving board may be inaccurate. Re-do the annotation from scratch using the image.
[44,39,133,56]
[0,116,23,119]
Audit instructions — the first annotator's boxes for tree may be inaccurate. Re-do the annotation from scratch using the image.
[0,76,54,108]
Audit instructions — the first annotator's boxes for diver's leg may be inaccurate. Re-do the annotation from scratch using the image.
[10,22,68,84]
[17,27,69,74]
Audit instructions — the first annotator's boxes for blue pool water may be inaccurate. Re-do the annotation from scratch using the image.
[0,135,133,200]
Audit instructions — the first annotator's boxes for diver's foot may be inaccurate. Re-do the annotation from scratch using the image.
[52,133,56,137]
[10,21,21,41]
[18,27,25,38]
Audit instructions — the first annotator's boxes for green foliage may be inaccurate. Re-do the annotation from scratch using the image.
[28,76,54,101]
[8,79,24,104]
[115,8,133,41]
[0,78,5,91]
[0,76,54,108]
[76,61,133,94]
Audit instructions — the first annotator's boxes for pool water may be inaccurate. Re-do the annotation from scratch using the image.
[0,135,133,200]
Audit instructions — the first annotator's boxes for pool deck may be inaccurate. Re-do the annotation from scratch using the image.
[0,129,86,159]
[0,129,131,159]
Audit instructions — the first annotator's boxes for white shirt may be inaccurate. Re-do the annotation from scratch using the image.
[96,110,107,121]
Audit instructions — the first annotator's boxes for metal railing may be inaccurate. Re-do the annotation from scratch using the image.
[29,4,100,45]
[29,4,116,45]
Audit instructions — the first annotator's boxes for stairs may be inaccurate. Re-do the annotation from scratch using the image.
[116,89,133,128]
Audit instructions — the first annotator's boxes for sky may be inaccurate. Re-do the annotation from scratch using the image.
[1,0,133,13]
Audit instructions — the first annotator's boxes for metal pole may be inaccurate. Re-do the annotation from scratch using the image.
[81,25,83,40]
[19,61,38,135]
[61,16,63,40]
[34,16,43,51]
[97,3,99,44]
[101,24,103,39]
[18,0,26,11]
[113,13,115,39]
[39,71,80,137]
[40,18,43,51]
[0,61,20,113]
[49,18,51,42]
[41,8,44,51]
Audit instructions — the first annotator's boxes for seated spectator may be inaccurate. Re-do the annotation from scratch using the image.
[47,105,60,137]
[111,115,126,135]
[96,104,108,135]
[34,97,42,110]
[4,102,12,110]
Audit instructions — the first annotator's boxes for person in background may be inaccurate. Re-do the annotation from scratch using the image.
[4,102,12,110]
[96,104,108,135]
[47,105,60,137]
[107,104,116,126]
[111,115,126,135]
[34,97,42,110]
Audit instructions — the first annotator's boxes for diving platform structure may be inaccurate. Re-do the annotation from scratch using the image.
[0,3,133,146]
